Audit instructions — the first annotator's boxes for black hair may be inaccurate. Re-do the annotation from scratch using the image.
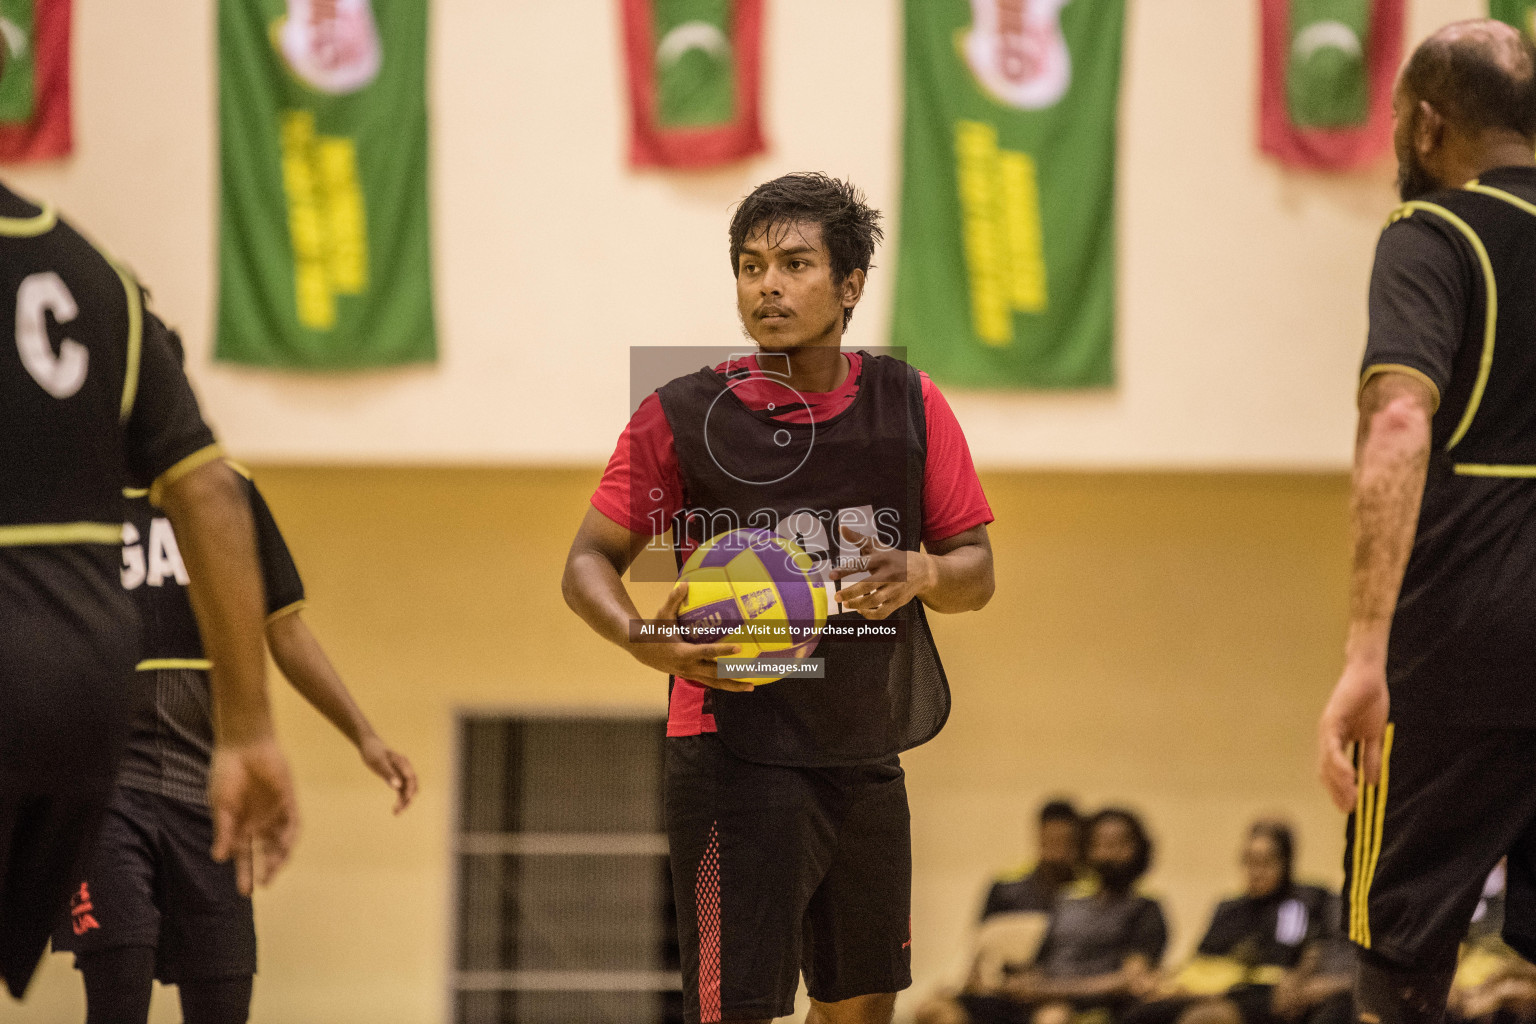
[1039,799,1082,827]
[1404,23,1536,138]
[1247,818,1296,887]
[1088,807,1153,881]
[728,172,884,328]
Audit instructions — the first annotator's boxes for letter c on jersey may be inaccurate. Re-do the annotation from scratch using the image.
[16,271,87,399]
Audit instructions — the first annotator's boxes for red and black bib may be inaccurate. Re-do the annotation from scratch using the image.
[658,350,950,766]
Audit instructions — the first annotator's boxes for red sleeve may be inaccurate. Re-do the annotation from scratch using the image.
[920,372,993,545]
[590,392,686,535]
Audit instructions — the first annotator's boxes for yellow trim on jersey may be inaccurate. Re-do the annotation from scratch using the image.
[1065,877,1100,899]
[1390,202,1497,451]
[1349,723,1396,947]
[1359,364,1442,413]
[0,202,57,237]
[1465,181,1536,219]
[147,443,225,506]
[136,658,213,672]
[991,859,1037,883]
[1250,966,1288,987]
[224,459,253,481]
[112,262,143,423]
[0,522,123,546]
[123,487,149,499]
[266,599,306,624]
[1453,463,1536,477]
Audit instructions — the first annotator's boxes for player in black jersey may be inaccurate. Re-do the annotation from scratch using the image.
[52,463,416,1024]
[1316,21,1536,1024]
[0,178,299,998]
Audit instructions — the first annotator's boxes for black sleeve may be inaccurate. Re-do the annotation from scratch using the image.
[980,882,1007,921]
[1299,886,1332,948]
[1033,928,1056,967]
[1196,900,1240,957]
[123,308,218,489]
[244,478,306,617]
[1126,900,1169,966]
[1361,215,1472,404]
[1313,892,1356,976]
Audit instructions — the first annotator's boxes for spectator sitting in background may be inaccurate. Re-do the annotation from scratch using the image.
[915,799,1085,1024]
[980,800,1087,919]
[1126,819,1351,1024]
[923,807,1168,1024]
[1448,862,1536,1024]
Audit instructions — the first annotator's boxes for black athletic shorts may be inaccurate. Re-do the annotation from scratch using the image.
[665,733,913,1023]
[0,783,111,999]
[52,785,255,982]
[1344,721,1536,970]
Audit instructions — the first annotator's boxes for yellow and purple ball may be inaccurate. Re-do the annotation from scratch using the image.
[676,528,828,684]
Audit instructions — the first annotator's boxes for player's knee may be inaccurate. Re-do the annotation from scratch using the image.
[913,993,972,1024]
[1356,948,1457,1024]
[1033,1000,1074,1024]
[807,990,898,1024]
[1175,998,1244,1024]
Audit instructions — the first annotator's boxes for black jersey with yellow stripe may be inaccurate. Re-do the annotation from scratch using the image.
[0,202,139,537]
[1363,168,1536,725]
[1386,177,1536,471]
[115,464,305,805]
[0,183,217,790]
[123,462,307,668]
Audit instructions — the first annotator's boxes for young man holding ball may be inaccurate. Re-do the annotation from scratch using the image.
[563,173,994,1024]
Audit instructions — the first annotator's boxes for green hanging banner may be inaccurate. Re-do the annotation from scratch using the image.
[0,0,71,163]
[893,0,1125,389]
[1286,0,1371,128]
[1490,0,1536,38]
[216,0,435,369]
[0,0,36,125]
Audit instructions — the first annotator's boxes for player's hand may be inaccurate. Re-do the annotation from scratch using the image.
[999,970,1043,1001]
[359,733,419,815]
[830,526,934,620]
[208,735,300,896]
[629,581,753,692]
[1317,659,1391,813]
[1270,972,1310,1019]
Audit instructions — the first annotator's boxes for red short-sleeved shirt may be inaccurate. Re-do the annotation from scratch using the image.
[590,352,993,735]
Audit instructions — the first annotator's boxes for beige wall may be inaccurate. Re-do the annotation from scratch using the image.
[12,466,1351,1023]
[0,0,1482,468]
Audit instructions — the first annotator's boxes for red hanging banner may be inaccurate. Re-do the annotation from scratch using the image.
[621,0,766,169]
[0,0,71,164]
[1259,0,1404,171]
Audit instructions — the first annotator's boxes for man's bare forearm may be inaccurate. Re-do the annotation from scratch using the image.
[159,461,273,744]
[918,526,994,613]
[918,544,993,613]
[1020,968,1137,1002]
[1346,378,1433,664]
[562,546,644,650]
[267,613,374,748]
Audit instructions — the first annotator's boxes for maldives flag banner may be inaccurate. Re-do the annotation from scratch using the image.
[621,0,766,169]
[0,0,71,164]
[893,0,1125,389]
[1490,1,1536,39]
[1259,0,1405,171]
[216,0,435,369]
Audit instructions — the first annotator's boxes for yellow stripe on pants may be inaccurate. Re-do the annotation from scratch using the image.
[1350,723,1397,947]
